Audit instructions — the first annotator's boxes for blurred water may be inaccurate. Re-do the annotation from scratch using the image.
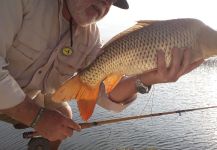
[1,62,217,150]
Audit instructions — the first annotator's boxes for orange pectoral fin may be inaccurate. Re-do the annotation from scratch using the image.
[77,100,97,121]
[103,73,123,94]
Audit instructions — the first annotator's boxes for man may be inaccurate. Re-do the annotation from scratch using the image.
[0,0,203,149]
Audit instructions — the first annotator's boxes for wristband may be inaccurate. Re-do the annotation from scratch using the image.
[30,107,45,128]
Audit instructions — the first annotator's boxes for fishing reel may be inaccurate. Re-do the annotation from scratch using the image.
[23,131,50,150]
[28,137,50,150]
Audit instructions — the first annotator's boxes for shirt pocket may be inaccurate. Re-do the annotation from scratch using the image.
[54,44,89,76]
[6,30,48,78]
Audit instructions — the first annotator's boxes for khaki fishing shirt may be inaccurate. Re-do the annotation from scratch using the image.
[0,0,134,112]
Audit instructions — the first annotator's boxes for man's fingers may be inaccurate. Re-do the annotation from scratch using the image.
[65,119,81,131]
[59,134,68,140]
[157,50,166,74]
[168,48,183,76]
[64,127,74,137]
[183,59,204,75]
[177,49,191,77]
[152,48,203,84]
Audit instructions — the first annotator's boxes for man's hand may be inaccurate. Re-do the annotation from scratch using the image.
[33,109,81,141]
[139,48,204,84]
[1,96,81,141]
[108,48,204,103]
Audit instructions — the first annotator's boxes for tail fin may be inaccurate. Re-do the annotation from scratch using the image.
[52,76,100,121]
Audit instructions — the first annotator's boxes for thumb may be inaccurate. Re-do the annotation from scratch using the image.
[183,59,204,75]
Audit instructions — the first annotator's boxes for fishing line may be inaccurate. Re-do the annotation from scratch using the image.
[113,86,156,149]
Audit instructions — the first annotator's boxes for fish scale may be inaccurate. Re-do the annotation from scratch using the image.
[53,18,217,121]
[81,19,199,86]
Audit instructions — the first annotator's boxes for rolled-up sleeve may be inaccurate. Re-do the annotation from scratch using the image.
[0,70,25,109]
[0,0,27,109]
[97,84,136,112]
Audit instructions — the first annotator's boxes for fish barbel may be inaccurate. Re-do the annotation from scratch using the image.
[52,18,217,121]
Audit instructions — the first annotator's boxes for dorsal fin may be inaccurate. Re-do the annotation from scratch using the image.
[136,20,161,25]
[103,20,160,48]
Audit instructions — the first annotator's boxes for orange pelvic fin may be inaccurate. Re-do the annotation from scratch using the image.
[103,73,123,94]
[52,75,100,121]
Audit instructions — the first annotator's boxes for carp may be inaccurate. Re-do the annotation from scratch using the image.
[52,18,217,121]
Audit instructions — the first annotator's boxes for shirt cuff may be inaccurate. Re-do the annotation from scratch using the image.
[0,74,26,109]
[97,84,136,112]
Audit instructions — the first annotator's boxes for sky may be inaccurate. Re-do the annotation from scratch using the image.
[97,0,217,43]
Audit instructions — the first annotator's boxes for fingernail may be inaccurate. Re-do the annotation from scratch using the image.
[77,125,81,131]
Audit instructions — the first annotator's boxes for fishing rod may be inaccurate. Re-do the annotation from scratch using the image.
[79,105,217,129]
[23,105,217,139]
